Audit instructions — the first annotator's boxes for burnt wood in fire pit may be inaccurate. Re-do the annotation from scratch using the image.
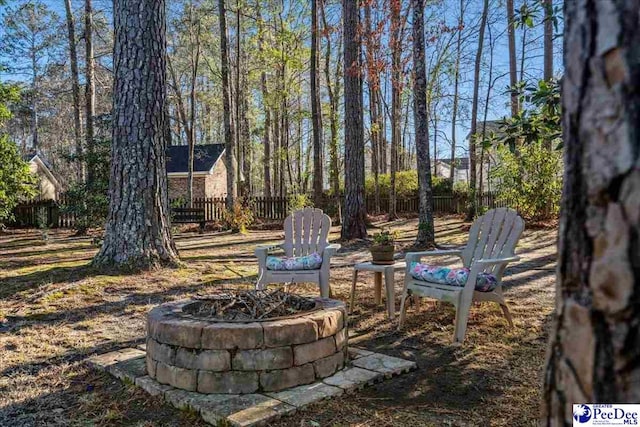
[183,289,318,321]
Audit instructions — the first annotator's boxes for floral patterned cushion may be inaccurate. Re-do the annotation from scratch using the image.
[266,252,323,271]
[408,262,498,292]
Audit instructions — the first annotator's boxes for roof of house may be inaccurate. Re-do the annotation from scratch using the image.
[166,144,225,174]
[23,151,62,189]
[439,157,470,170]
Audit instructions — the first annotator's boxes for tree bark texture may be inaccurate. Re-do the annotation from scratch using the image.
[341,0,367,240]
[311,0,324,207]
[219,0,236,208]
[64,0,84,181]
[412,0,434,248]
[543,1,640,424]
[93,0,178,269]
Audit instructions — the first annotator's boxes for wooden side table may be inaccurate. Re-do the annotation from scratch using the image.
[350,261,406,319]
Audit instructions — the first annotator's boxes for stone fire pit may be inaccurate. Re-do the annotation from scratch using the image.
[146,292,347,394]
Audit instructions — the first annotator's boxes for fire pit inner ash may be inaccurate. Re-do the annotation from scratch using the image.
[183,289,318,321]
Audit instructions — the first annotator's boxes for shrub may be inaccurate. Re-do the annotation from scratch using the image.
[0,134,36,225]
[491,140,562,221]
[288,193,313,213]
[61,137,110,233]
[223,198,254,233]
[365,170,452,198]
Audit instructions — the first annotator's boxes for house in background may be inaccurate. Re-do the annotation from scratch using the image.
[166,144,227,199]
[433,120,507,191]
[433,156,497,191]
[23,152,62,201]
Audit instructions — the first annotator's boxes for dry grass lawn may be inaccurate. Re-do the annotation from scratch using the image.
[0,216,557,426]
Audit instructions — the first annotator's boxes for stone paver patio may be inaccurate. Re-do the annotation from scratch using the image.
[87,345,417,426]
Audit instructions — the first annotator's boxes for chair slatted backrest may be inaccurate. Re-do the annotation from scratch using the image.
[282,208,331,257]
[461,208,525,275]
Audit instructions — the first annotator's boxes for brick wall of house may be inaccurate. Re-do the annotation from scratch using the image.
[167,155,227,200]
[168,176,207,200]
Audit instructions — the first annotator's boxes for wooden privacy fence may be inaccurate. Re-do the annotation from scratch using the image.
[168,197,291,221]
[10,193,515,228]
[365,193,512,215]
[10,195,76,229]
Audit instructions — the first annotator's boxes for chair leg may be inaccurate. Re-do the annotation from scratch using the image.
[319,275,330,298]
[256,271,266,290]
[349,270,358,314]
[500,303,514,328]
[453,296,473,343]
[398,290,410,330]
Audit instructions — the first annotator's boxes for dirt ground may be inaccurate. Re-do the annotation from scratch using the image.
[0,216,557,426]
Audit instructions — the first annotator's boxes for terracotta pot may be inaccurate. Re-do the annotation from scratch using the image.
[370,244,395,265]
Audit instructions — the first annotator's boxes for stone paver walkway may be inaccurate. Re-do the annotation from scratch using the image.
[87,346,416,427]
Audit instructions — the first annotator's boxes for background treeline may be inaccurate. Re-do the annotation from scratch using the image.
[0,0,563,224]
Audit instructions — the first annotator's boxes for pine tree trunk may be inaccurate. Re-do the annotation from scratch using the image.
[241,64,251,196]
[93,0,178,270]
[320,0,341,222]
[412,0,434,248]
[389,0,401,220]
[311,0,324,207]
[506,0,518,117]
[341,0,367,240]
[64,0,84,181]
[85,0,95,184]
[364,3,381,214]
[188,6,200,208]
[543,0,554,151]
[30,53,39,149]
[256,3,271,197]
[219,0,236,208]
[543,0,553,80]
[543,1,640,422]
[467,0,488,221]
[450,0,463,184]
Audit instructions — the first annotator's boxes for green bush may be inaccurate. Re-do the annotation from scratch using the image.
[288,193,313,213]
[491,140,562,221]
[223,198,254,233]
[0,135,36,224]
[365,170,452,198]
[62,137,111,233]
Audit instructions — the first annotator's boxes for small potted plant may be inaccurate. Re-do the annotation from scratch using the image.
[370,229,397,265]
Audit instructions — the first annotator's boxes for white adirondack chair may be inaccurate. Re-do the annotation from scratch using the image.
[254,208,340,298]
[398,208,524,342]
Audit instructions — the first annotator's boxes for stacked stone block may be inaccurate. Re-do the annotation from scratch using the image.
[146,298,347,394]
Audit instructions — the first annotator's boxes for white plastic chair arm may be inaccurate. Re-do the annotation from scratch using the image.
[254,244,284,270]
[322,243,341,264]
[254,244,283,256]
[405,249,464,265]
[472,256,520,266]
